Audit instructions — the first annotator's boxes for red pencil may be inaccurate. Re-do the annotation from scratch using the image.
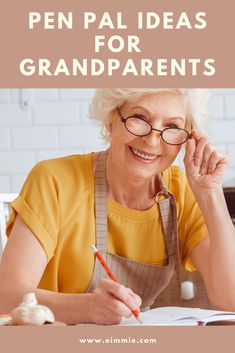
[90,244,142,324]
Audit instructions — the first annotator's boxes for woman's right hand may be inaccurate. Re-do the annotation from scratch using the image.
[88,279,142,325]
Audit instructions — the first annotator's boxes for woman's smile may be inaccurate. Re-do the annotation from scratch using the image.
[128,146,161,163]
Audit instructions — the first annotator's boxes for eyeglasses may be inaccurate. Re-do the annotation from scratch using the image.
[117,108,192,146]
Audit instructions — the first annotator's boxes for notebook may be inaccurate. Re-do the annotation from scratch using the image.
[120,306,235,326]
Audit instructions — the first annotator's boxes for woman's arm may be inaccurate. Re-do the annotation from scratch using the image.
[0,216,141,325]
[184,130,235,310]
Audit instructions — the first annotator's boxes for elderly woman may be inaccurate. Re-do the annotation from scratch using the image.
[0,89,234,325]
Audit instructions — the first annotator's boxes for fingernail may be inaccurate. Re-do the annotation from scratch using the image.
[130,304,139,312]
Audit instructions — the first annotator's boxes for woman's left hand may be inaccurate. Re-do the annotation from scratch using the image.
[184,130,230,191]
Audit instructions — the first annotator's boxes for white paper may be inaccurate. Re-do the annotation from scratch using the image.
[119,306,235,326]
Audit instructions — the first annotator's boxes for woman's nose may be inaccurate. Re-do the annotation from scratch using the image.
[142,130,162,146]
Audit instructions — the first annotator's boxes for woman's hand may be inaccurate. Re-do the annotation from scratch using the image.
[184,130,229,191]
[88,279,142,325]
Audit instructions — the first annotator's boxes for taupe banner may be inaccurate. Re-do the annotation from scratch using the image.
[0,0,235,87]
[0,326,235,352]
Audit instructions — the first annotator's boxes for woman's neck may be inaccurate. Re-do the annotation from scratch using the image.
[105,153,159,210]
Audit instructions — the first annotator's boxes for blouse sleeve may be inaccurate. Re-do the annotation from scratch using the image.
[6,161,60,262]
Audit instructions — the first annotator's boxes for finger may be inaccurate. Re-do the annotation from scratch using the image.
[208,152,230,174]
[207,151,222,174]
[193,136,210,167]
[99,291,133,318]
[101,295,130,320]
[126,288,142,308]
[94,284,132,319]
[99,279,139,312]
[109,297,133,318]
[191,129,202,140]
[97,284,131,316]
[184,137,196,167]
[190,129,205,146]
[219,154,230,167]
[199,144,214,175]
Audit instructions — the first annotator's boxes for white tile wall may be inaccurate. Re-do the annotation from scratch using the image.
[34,102,79,125]
[0,151,35,174]
[0,88,234,192]
[209,121,235,143]
[208,95,224,120]
[12,127,58,150]
[228,145,235,167]
[58,125,104,149]
[0,104,31,125]
[36,149,84,162]
[11,175,28,193]
[59,89,95,100]
[0,90,10,102]
[34,89,59,101]
[225,94,235,118]
[0,128,10,150]
[0,176,10,192]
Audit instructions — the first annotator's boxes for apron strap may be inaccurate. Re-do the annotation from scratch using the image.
[94,150,108,254]
[155,174,183,288]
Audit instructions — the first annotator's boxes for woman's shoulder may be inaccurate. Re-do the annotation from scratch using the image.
[32,153,91,174]
[25,153,94,192]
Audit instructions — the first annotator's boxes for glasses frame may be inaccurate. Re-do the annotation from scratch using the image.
[116,108,192,146]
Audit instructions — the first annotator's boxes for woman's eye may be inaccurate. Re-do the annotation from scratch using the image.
[166,123,179,129]
[133,114,147,121]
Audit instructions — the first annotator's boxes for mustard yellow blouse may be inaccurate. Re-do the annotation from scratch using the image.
[7,153,208,293]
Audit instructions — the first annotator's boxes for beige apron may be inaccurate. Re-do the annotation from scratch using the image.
[86,150,181,310]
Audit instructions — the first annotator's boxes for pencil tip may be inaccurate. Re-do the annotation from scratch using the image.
[136,317,143,324]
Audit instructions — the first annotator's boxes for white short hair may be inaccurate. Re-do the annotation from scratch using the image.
[89,88,210,142]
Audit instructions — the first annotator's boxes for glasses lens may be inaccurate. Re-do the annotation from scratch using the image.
[162,128,189,145]
[125,117,151,136]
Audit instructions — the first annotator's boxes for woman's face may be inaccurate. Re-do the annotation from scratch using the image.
[108,91,188,180]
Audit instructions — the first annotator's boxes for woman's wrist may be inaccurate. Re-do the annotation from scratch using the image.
[77,292,93,324]
[192,184,223,201]
[192,185,225,210]
[191,186,233,234]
